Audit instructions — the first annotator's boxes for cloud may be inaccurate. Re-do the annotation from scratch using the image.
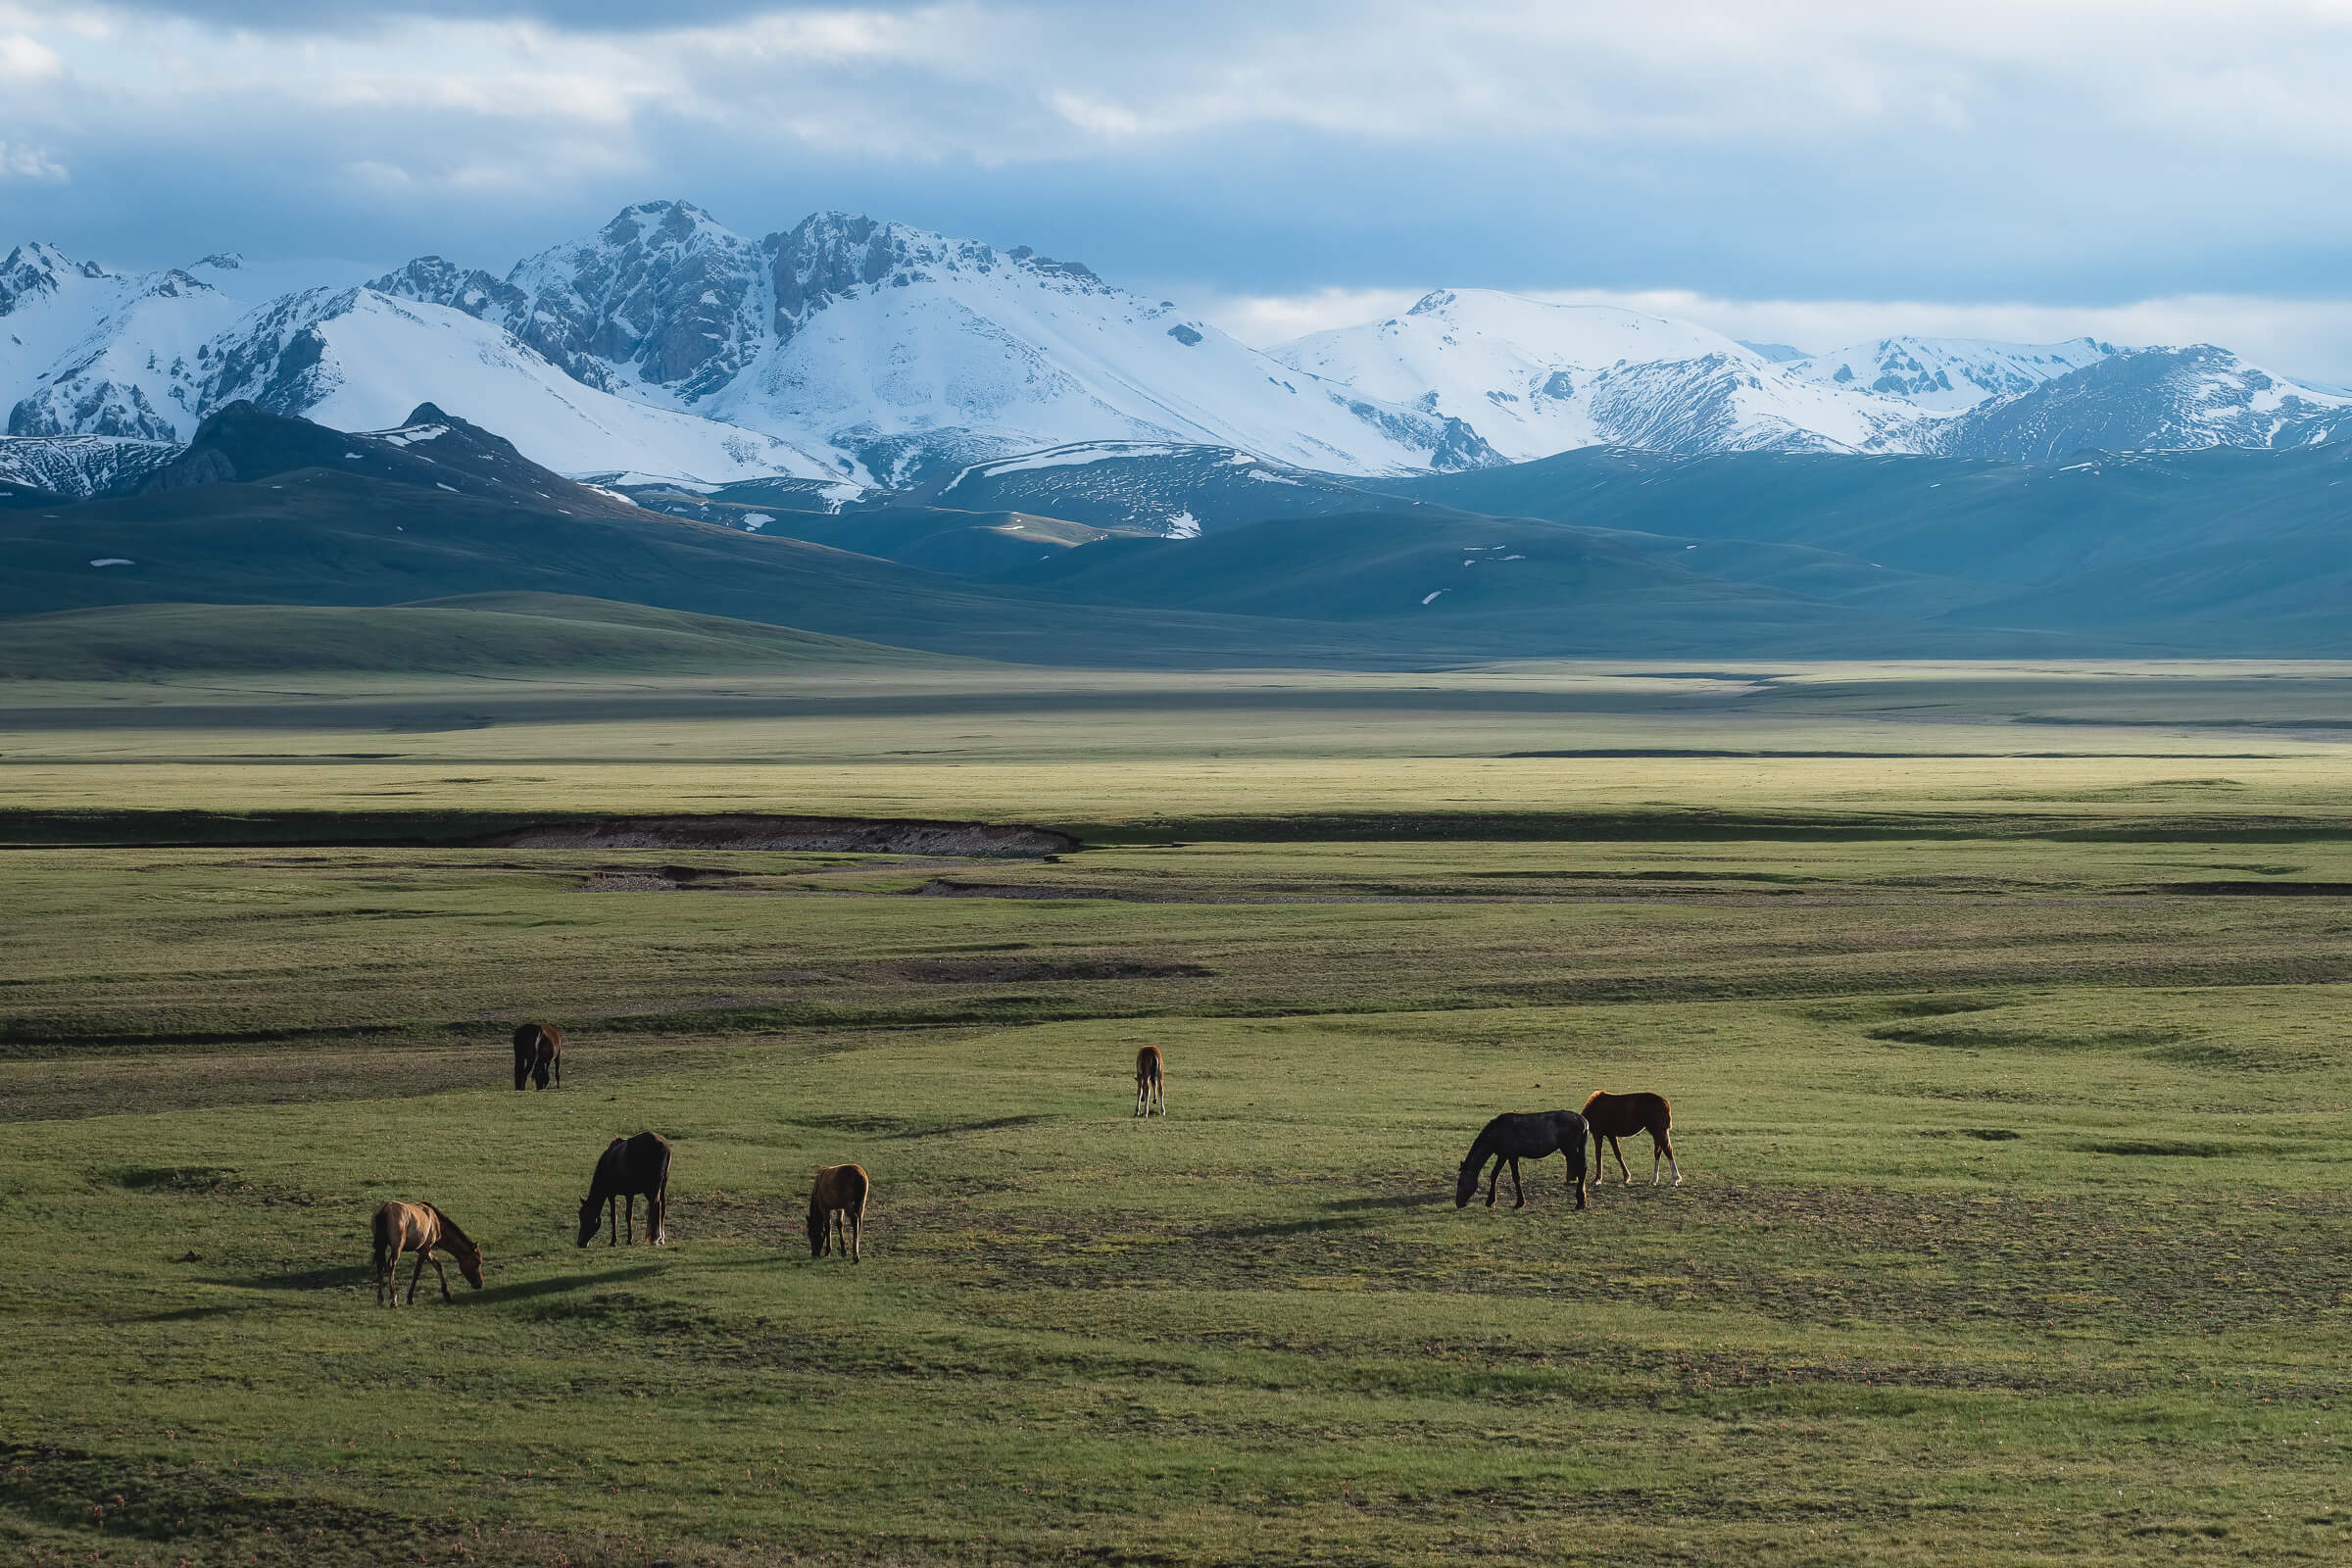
[5,1,2352,376]
[0,141,67,180]
[0,29,62,78]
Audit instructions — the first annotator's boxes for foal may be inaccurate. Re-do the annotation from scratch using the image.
[1455,1110,1590,1211]
[1582,1090,1683,1187]
[1134,1045,1165,1117]
[370,1200,484,1306]
[808,1164,869,1262]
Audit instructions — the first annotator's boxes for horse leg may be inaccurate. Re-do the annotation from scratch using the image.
[1508,1157,1526,1209]
[553,1052,562,1090]
[850,1209,861,1264]
[624,1194,636,1246]
[1609,1135,1633,1186]
[1483,1154,1500,1208]
[609,1194,619,1247]
[406,1250,428,1306]
[1155,1075,1164,1115]
[429,1252,452,1303]
[1658,1128,1683,1186]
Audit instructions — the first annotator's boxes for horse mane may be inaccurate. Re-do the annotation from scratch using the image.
[1581,1091,1606,1113]
[425,1204,476,1254]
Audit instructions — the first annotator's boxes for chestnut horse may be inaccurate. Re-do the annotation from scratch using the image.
[1455,1110,1589,1211]
[808,1163,869,1261]
[370,1200,484,1306]
[578,1132,671,1247]
[513,1022,564,1091]
[1582,1090,1682,1187]
[1134,1045,1165,1117]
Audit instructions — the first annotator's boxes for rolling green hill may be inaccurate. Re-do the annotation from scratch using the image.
[1378,442,2352,645]
[0,594,966,680]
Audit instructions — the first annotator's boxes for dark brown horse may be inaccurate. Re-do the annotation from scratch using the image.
[807,1163,869,1261]
[371,1200,484,1306]
[1582,1090,1682,1187]
[578,1132,671,1247]
[1455,1110,1589,1211]
[513,1022,564,1091]
[1134,1045,1165,1117]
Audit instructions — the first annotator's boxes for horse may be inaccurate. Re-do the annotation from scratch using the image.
[1134,1045,1165,1117]
[807,1163,869,1262]
[1455,1110,1589,1211]
[1582,1090,1682,1187]
[577,1132,671,1247]
[370,1200,484,1306]
[513,1022,564,1091]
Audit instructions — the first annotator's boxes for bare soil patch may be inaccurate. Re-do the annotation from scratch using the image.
[478,813,1077,857]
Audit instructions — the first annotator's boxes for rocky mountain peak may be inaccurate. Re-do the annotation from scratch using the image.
[1,243,112,315]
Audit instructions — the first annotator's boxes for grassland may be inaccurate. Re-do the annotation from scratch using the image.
[3,661,2350,1565]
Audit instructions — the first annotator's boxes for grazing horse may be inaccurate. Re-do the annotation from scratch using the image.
[807,1163,869,1262]
[1582,1090,1682,1187]
[1455,1110,1589,1211]
[577,1132,671,1247]
[513,1022,564,1091]
[1134,1045,1165,1117]
[370,1200,484,1306]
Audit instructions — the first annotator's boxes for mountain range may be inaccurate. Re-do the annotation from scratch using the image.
[7,200,2352,501]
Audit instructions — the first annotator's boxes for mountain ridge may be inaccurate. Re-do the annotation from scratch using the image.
[7,208,2352,492]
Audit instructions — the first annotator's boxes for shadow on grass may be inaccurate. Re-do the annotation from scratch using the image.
[1223,1193,1452,1239]
[457,1263,665,1305]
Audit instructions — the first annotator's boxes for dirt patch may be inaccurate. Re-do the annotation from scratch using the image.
[577,863,742,892]
[858,957,1212,983]
[478,813,1077,857]
[2154,881,2352,896]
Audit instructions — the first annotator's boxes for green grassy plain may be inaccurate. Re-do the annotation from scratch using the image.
[4,661,2350,1565]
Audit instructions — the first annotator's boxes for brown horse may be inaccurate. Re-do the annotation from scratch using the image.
[1134,1045,1165,1117]
[808,1164,869,1261]
[1582,1090,1682,1187]
[370,1200,484,1306]
[513,1022,564,1091]
[578,1132,671,1247]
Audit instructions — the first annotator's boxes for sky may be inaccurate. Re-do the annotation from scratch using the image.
[7,0,2352,378]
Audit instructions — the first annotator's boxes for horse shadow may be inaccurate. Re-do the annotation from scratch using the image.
[1223,1191,1452,1239]
[459,1264,664,1305]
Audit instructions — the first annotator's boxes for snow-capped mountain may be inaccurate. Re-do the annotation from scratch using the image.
[1786,336,2117,414]
[0,433,176,498]
[192,284,843,485]
[11,208,2352,494]
[384,202,1492,482]
[1276,289,2352,464]
[1924,345,2352,461]
[1,243,247,441]
[1270,289,1922,460]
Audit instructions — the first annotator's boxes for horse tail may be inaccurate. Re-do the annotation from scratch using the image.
[653,1140,673,1242]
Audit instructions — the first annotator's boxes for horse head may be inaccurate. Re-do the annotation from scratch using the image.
[806,1207,829,1257]
[453,1238,486,1289]
[1454,1157,1483,1208]
[575,1193,602,1249]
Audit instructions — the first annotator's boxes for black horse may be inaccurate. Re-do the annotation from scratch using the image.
[577,1132,671,1247]
[1455,1110,1590,1211]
